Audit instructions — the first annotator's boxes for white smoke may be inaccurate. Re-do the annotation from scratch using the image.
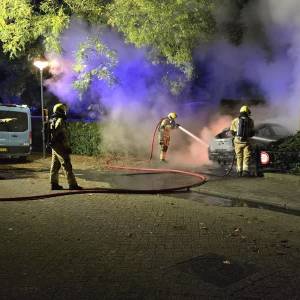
[199,0,300,132]
[44,3,300,167]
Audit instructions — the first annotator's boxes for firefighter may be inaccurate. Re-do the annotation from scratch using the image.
[230,105,255,176]
[49,103,82,190]
[158,112,179,162]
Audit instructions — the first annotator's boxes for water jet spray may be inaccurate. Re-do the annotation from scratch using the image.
[178,126,209,147]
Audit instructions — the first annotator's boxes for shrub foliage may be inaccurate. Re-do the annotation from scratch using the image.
[67,122,102,156]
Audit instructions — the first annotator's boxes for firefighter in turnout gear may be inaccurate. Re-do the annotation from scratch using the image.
[158,112,179,162]
[49,103,82,190]
[230,105,255,176]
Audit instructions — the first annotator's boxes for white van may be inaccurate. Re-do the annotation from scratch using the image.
[0,104,32,159]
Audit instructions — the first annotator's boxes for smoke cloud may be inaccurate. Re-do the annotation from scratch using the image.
[45,2,300,166]
[46,19,180,159]
[200,0,300,130]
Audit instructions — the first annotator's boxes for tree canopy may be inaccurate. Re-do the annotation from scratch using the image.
[0,0,69,57]
[1,0,251,98]
[108,0,215,68]
[0,0,216,66]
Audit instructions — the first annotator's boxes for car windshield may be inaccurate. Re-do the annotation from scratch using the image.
[216,129,232,138]
[255,124,290,138]
[255,126,273,138]
[0,111,28,132]
[271,125,290,137]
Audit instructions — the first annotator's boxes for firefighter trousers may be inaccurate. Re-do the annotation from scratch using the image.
[50,149,77,186]
[234,142,252,172]
[159,135,170,160]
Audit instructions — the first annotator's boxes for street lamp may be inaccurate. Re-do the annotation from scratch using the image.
[34,58,49,158]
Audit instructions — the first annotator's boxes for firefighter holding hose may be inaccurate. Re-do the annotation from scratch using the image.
[158,112,179,162]
[230,105,255,176]
[48,103,82,190]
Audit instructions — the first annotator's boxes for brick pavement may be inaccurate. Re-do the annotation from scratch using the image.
[0,192,299,299]
[1,155,300,299]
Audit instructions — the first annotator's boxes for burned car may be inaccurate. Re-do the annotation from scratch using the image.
[208,123,292,167]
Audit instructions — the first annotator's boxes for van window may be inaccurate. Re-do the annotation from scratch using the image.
[0,111,28,132]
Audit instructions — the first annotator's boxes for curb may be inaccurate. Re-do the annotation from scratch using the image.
[191,189,300,216]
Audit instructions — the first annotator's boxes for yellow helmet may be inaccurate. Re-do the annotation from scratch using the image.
[168,112,177,119]
[53,103,67,115]
[240,105,251,115]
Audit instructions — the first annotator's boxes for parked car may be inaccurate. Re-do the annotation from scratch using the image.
[208,123,291,167]
[0,104,32,159]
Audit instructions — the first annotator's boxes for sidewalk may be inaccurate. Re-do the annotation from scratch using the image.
[193,172,300,212]
[1,154,299,214]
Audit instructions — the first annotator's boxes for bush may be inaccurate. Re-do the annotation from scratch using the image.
[275,131,300,151]
[269,131,300,175]
[67,122,102,156]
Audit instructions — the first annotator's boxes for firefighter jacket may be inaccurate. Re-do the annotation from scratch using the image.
[49,116,71,154]
[230,115,254,144]
[158,117,177,144]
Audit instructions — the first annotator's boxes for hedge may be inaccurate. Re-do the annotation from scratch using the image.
[269,131,300,174]
[67,122,102,156]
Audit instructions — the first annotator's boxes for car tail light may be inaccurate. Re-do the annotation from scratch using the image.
[260,151,270,165]
[29,131,32,145]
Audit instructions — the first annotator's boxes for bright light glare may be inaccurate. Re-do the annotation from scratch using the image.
[33,60,49,70]
[260,151,270,165]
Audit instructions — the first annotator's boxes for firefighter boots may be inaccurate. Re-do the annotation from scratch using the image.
[51,183,63,190]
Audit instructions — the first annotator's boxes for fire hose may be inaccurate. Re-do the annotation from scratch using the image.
[1,120,243,202]
[0,166,206,201]
[1,120,210,201]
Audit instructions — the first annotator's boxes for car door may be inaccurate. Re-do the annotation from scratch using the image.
[210,129,234,152]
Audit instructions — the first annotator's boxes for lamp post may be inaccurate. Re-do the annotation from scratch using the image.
[34,59,49,158]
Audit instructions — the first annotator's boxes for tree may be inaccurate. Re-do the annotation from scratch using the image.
[0,0,69,57]
[107,0,215,73]
[0,0,217,95]
[0,0,216,65]
[63,0,108,24]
